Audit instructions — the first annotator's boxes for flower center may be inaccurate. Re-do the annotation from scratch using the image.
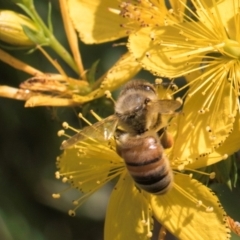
[116,0,174,33]
[223,39,240,59]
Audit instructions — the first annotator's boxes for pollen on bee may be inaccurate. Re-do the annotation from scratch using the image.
[52,193,61,199]
[189,173,193,178]
[96,180,101,184]
[68,210,76,217]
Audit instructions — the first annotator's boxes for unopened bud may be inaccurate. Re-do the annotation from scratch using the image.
[0,10,37,46]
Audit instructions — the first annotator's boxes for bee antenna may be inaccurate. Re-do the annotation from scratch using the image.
[104,90,116,104]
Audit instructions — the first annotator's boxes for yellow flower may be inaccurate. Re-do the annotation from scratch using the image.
[54,116,234,239]
[128,0,240,163]
[67,0,186,44]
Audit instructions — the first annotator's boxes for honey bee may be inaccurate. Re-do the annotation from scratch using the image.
[61,80,181,195]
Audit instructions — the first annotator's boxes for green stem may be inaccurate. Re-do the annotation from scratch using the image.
[27,1,79,73]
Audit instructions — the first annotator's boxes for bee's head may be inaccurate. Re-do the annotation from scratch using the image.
[115,80,157,134]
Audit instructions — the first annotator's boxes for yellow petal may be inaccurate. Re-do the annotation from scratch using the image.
[151,174,230,240]
[194,0,238,41]
[68,0,127,44]
[24,95,78,107]
[168,79,237,166]
[57,141,123,194]
[105,172,153,240]
[73,52,141,103]
[128,25,202,78]
[187,110,240,169]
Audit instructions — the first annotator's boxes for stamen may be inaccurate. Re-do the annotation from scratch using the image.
[78,113,92,126]
[90,109,102,121]
[173,182,208,209]
[62,122,79,133]
[184,168,216,179]
[104,90,116,104]
[57,130,65,137]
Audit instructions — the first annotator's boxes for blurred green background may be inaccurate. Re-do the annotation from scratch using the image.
[0,1,239,240]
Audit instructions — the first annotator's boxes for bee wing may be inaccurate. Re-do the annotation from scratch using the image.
[151,99,182,114]
[60,115,118,150]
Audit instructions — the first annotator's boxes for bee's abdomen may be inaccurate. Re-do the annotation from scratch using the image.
[116,134,173,195]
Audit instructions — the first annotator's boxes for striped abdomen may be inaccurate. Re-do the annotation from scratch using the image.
[116,133,173,195]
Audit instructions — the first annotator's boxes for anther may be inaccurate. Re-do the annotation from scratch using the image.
[55,171,60,179]
[62,177,68,183]
[155,78,163,84]
[57,130,65,137]
[209,172,216,179]
[198,109,205,114]
[62,122,69,129]
[222,154,228,160]
[104,90,112,99]
[73,200,79,205]
[141,220,148,226]
[206,206,213,212]
[146,52,151,58]
[206,126,212,132]
[176,97,183,105]
[52,193,61,199]
[68,210,76,217]
[104,90,116,104]
[147,232,153,238]
[177,164,185,171]
[196,200,202,207]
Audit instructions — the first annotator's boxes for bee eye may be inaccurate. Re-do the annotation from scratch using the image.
[143,84,155,93]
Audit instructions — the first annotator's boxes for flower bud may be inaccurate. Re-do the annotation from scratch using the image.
[0,10,38,46]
